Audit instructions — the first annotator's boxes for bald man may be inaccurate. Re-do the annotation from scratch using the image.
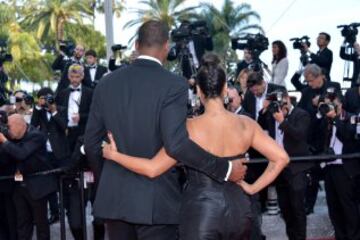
[0,114,56,240]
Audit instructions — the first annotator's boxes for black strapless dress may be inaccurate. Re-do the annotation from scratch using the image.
[179,154,252,240]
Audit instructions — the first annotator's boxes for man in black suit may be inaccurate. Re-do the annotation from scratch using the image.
[340,41,360,87]
[53,44,86,94]
[0,114,57,240]
[31,87,70,224]
[84,20,247,240]
[259,90,312,240]
[227,85,248,115]
[297,63,342,214]
[319,96,360,240]
[344,85,360,114]
[56,64,93,151]
[303,32,333,81]
[84,49,108,89]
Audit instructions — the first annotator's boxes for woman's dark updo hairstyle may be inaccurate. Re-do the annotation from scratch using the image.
[196,57,226,99]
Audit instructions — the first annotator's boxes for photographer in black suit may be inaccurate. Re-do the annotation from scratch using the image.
[318,95,360,240]
[258,89,312,240]
[52,44,86,94]
[302,32,333,81]
[85,20,247,240]
[84,49,108,89]
[56,64,93,152]
[31,87,70,224]
[0,114,57,240]
[297,64,342,214]
[168,20,213,79]
[340,41,360,87]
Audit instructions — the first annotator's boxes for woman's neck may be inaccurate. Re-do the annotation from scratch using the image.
[203,98,227,116]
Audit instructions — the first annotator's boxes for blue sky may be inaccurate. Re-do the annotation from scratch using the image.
[95,0,360,89]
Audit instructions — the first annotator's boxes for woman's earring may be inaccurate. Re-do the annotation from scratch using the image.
[224,95,229,104]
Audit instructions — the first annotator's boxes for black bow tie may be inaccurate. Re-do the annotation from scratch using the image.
[89,65,97,69]
[70,88,81,92]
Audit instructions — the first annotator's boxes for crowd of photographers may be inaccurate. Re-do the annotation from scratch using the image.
[0,19,359,240]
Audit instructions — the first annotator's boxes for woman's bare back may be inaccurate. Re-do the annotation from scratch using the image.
[186,111,255,158]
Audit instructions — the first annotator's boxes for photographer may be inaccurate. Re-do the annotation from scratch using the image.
[168,20,213,79]
[84,49,108,89]
[319,96,360,240]
[258,89,312,240]
[344,85,360,114]
[340,41,360,87]
[31,87,70,224]
[13,90,33,124]
[297,64,342,214]
[52,43,86,94]
[0,114,57,240]
[108,45,131,72]
[302,32,333,81]
[236,48,253,78]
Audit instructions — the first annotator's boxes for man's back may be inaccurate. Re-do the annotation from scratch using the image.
[90,58,184,224]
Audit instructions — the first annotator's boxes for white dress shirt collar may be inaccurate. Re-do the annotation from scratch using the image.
[137,55,162,66]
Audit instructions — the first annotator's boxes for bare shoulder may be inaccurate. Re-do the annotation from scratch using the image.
[228,112,256,130]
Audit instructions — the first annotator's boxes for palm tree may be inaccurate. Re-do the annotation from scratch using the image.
[21,0,93,42]
[123,0,199,43]
[200,0,263,68]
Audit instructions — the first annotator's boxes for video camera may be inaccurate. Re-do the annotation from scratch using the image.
[0,39,13,64]
[111,44,127,52]
[0,110,9,136]
[266,91,286,114]
[338,23,360,45]
[316,87,338,119]
[171,21,209,43]
[59,40,75,57]
[290,36,311,66]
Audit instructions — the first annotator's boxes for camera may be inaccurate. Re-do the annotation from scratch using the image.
[337,23,360,45]
[266,91,285,114]
[290,36,311,51]
[323,87,337,101]
[0,39,13,64]
[316,102,336,119]
[171,21,209,43]
[59,40,75,57]
[14,93,34,106]
[0,110,9,136]
[111,44,127,52]
[231,33,269,55]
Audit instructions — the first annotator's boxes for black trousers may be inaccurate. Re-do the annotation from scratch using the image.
[13,185,50,240]
[324,165,360,240]
[67,127,82,153]
[106,220,178,240]
[0,192,17,240]
[47,153,59,217]
[276,172,307,240]
[64,178,105,240]
[305,164,323,212]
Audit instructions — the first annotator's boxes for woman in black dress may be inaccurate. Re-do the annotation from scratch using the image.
[102,62,289,240]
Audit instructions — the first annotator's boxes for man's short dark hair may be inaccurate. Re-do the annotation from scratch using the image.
[37,87,54,98]
[247,71,264,88]
[85,49,97,58]
[137,20,169,49]
[319,32,331,42]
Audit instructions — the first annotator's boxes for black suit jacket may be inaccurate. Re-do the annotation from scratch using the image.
[344,87,360,114]
[0,126,57,200]
[326,113,360,178]
[0,147,16,193]
[84,58,229,224]
[56,85,93,134]
[278,107,313,175]
[31,106,70,165]
[243,83,286,121]
[83,65,108,89]
[310,47,333,81]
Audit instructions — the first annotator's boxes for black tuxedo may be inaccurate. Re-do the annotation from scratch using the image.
[243,83,286,121]
[84,65,108,89]
[310,47,333,81]
[84,58,230,238]
[31,106,70,165]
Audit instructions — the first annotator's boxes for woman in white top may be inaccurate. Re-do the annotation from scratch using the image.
[270,40,288,87]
